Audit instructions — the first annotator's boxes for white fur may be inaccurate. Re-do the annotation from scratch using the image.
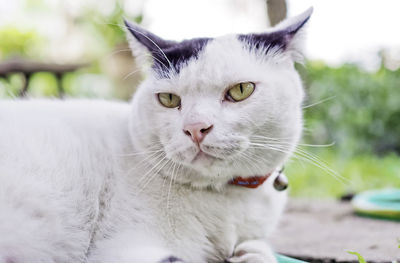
[0,10,310,263]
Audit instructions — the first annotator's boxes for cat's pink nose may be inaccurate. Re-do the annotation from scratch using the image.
[183,123,213,144]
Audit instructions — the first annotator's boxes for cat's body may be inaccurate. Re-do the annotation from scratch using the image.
[0,9,312,263]
[0,99,285,263]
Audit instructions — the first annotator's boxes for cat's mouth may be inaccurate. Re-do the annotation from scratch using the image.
[191,150,223,164]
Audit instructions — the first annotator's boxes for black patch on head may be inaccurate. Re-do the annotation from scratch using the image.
[238,30,288,55]
[124,20,211,78]
[159,38,211,76]
[238,12,311,55]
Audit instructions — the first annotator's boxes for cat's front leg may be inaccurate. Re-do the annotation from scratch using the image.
[227,240,277,263]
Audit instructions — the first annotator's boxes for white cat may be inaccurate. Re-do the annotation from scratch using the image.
[0,8,312,263]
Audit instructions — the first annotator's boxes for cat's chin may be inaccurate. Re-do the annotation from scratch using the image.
[165,144,240,170]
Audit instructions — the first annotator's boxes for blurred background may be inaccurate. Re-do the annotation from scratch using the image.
[1,0,399,198]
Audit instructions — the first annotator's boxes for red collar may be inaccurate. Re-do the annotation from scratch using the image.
[229,173,272,189]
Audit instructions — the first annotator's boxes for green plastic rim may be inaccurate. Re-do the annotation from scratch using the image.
[276,254,308,263]
[352,189,400,221]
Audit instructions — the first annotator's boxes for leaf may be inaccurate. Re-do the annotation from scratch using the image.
[347,251,367,263]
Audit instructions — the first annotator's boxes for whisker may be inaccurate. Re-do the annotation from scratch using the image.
[236,150,265,175]
[302,95,336,109]
[248,142,347,184]
[138,153,168,183]
[123,68,142,80]
[105,48,132,61]
[250,136,335,148]
[126,150,164,174]
[138,157,171,194]
[118,148,163,157]
[250,134,295,141]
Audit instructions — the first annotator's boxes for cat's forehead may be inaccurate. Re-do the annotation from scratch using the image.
[157,35,252,76]
[157,35,271,95]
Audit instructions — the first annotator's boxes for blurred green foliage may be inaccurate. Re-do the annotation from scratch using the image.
[287,62,400,197]
[0,0,142,99]
[303,62,400,157]
[0,26,42,59]
[286,149,400,198]
[80,3,143,48]
[28,73,59,97]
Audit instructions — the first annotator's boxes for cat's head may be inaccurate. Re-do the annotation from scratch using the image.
[126,8,312,189]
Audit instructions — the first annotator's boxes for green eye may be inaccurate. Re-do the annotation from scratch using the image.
[158,93,181,108]
[227,82,255,102]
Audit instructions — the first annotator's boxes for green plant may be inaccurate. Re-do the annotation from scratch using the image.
[347,251,366,263]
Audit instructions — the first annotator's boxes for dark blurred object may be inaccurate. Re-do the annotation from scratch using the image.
[340,192,355,202]
[0,59,88,98]
[267,0,287,26]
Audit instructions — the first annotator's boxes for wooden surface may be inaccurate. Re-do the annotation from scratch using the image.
[272,199,400,263]
[0,59,88,97]
[0,59,87,75]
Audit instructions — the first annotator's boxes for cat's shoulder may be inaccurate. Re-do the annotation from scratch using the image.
[0,99,132,144]
[0,98,130,115]
[0,99,133,169]
[0,99,131,125]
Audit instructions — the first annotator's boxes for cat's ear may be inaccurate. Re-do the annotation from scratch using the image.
[239,7,313,62]
[124,20,177,71]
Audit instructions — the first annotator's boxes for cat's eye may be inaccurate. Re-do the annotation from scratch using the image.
[226,82,255,102]
[158,93,181,108]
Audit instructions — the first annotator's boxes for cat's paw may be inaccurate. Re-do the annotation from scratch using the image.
[226,240,277,263]
[158,255,186,263]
